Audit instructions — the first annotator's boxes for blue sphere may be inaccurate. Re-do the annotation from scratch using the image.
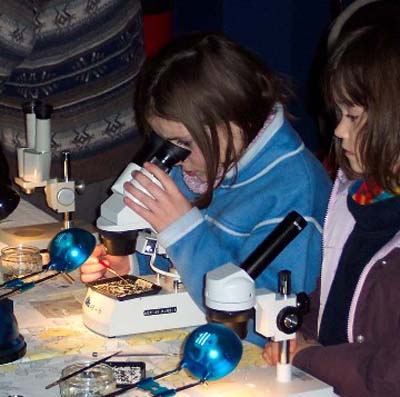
[48,228,96,273]
[182,323,243,381]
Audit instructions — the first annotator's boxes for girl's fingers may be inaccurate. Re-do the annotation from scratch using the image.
[92,244,107,258]
[81,256,105,272]
[290,339,297,353]
[80,271,105,283]
[122,162,193,232]
[142,162,181,194]
[262,340,298,365]
[123,195,153,222]
[262,342,280,365]
[130,169,165,198]
[124,181,155,210]
[80,254,107,282]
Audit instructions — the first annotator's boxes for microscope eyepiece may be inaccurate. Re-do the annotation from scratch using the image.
[240,211,307,280]
[150,140,190,172]
[22,99,42,115]
[34,103,53,119]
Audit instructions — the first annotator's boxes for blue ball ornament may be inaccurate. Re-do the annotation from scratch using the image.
[182,322,243,381]
[48,228,96,273]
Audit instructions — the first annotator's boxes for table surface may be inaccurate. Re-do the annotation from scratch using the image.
[0,200,336,397]
[0,270,266,397]
[0,199,56,231]
[0,200,265,397]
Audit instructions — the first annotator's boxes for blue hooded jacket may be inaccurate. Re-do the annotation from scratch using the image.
[136,105,332,345]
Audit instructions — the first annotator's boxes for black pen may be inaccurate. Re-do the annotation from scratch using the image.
[92,351,179,358]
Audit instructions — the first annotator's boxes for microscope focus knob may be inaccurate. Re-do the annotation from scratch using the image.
[57,187,75,206]
[276,306,302,335]
[75,179,86,195]
[296,292,310,316]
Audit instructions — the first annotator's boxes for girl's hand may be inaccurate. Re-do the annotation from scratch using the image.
[262,333,320,365]
[123,162,193,232]
[80,244,130,283]
[262,338,297,366]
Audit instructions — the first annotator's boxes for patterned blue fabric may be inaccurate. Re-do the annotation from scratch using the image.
[0,0,145,183]
[0,1,36,89]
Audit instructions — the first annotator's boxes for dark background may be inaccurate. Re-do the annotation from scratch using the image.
[142,0,355,156]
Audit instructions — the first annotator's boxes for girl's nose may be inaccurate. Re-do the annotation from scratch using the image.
[334,118,348,139]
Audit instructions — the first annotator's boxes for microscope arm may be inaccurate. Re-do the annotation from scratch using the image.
[205,212,310,383]
[206,263,308,382]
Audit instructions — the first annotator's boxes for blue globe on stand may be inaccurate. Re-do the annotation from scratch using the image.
[48,228,96,273]
[182,322,243,381]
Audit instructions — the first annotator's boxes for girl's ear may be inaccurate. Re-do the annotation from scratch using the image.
[229,122,245,153]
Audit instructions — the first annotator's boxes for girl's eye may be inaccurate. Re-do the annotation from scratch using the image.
[175,139,192,149]
[346,114,361,123]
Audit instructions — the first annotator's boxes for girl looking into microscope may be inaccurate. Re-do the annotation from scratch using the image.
[263,25,400,396]
[80,31,331,345]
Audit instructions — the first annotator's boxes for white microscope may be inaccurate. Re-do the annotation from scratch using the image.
[14,101,83,227]
[204,211,334,397]
[0,100,86,249]
[82,136,208,337]
[95,134,185,254]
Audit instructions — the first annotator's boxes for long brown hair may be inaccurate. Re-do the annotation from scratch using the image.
[134,32,290,207]
[324,25,400,193]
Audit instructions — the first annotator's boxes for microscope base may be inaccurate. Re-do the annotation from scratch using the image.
[191,366,333,397]
[82,275,207,337]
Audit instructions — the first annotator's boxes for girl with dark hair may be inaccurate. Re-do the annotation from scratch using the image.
[81,32,331,345]
[263,25,400,396]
